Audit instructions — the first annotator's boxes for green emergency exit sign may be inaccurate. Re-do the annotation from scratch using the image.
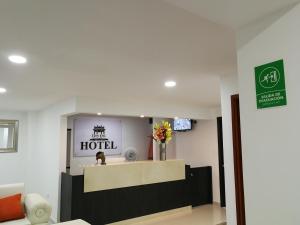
[255,59,287,109]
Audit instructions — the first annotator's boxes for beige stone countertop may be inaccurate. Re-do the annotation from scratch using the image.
[83,159,185,192]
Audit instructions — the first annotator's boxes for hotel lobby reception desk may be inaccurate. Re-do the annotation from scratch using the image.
[60,160,212,225]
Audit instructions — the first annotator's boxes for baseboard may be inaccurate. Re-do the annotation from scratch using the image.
[107,206,192,225]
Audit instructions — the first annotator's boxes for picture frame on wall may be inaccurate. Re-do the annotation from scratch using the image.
[0,120,19,153]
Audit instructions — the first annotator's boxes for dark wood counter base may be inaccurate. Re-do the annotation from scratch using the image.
[60,166,212,225]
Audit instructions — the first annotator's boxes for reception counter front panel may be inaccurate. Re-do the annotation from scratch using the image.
[61,162,212,225]
[84,160,185,192]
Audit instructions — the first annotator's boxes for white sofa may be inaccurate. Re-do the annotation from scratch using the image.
[0,183,52,225]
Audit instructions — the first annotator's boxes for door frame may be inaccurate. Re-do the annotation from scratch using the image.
[217,117,226,207]
[231,94,246,225]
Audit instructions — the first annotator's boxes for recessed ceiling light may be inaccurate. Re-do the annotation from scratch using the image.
[0,87,7,94]
[97,112,102,116]
[8,55,27,64]
[164,81,176,88]
[140,115,145,118]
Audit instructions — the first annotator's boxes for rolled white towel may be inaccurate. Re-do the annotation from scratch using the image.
[24,193,52,225]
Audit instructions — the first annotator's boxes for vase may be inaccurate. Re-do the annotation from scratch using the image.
[159,143,167,161]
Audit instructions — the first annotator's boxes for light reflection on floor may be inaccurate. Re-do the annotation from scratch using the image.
[135,204,226,225]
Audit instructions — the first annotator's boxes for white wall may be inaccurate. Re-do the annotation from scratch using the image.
[26,99,75,222]
[0,111,28,185]
[175,119,220,203]
[220,74,239,225]
[68,115,152,175]
[236,3,298,49]
[76,96,221,120]
[237,4,300,225]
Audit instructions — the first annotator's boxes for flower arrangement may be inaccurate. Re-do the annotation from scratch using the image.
[153,120,173,144]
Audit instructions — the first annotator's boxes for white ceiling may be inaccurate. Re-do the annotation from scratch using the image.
[0,0,236,111]
[164,0,300,30]
[0,0,297,111]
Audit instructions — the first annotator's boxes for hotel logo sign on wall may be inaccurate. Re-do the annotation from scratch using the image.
[74,117,122,157]
[255,59,287,109]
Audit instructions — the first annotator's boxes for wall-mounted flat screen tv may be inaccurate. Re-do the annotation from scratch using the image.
[173,118,192,131]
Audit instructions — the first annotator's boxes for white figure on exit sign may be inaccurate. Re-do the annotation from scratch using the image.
[261,71,278,84]
[259,68,280,89]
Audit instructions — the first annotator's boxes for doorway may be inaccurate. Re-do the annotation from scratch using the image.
[66,129,71,173]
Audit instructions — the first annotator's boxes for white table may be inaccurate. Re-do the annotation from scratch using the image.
[55,219,90,225]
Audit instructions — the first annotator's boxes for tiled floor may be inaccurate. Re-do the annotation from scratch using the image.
[138,204,226,225]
